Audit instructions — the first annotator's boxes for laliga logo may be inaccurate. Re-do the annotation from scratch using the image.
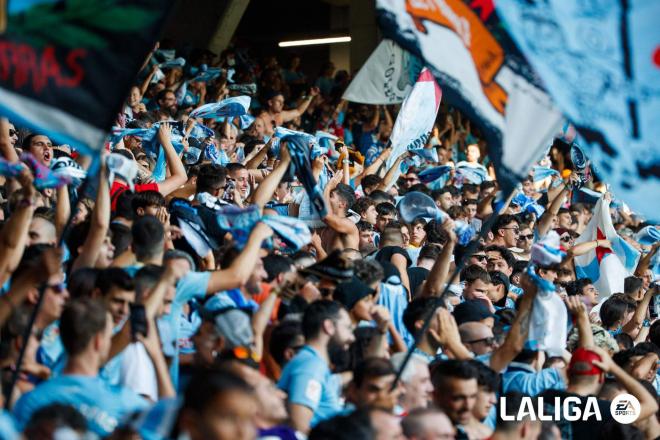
[500,394,640,423]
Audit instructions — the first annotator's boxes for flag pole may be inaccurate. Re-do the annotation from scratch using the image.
[390,186,515,390]
[3,155,99,409]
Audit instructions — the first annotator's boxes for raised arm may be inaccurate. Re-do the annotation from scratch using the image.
[431,308,472,360]
[358,147,391,181]
[590,345,659,422]
[244,138,272,169]
[636,242,659,277]
[139,65,159,96]
[476,190,497,219]
[382,106,393,131]
[72,163,110,271]
[156,122,187,196]
[488,274,538,373]
[422,220,457,297]
[54,186,71,240]
[0,170,37,286]
[251,287,279,359]
[622,283,655,338]
[140,317,176,399]
[363,105,381,133]
[280,87,319,123]
[567,239,610,258]
[249,141,291,210]
[377,155,405,191]
[206,223,273,294]
[536,182,570,238]
[322,171,359,236]
[565,295,595,348]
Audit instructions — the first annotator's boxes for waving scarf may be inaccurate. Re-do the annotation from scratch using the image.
[0,157,25,178]
[282,135,327,218]
[189,96,250,120]
[21,153,71,190]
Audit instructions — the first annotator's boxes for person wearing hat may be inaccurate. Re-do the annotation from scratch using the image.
[539,345,659,438]
[333,276,404,357]
[298,249,354,297]
[488,271,514,309]
[403,298,473,363]
[333,277,377,324]
[190,306,256,371]
[453,300,495,329]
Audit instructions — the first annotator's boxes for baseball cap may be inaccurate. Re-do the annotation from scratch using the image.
[453,300,494,325]
[568,347,604,376]
[299,250,353,282]
[333,277,375,310]
[489,271,510,294]
[200,306,254,350]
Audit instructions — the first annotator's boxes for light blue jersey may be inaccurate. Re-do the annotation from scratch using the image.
[36,321,64,373]
[502,362,565,396]
[13,375,148,437]
[166,271,210,388]
[0,411,17,440]
[278,346,342,427]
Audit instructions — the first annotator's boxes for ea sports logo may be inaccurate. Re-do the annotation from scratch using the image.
[610,393,640,424]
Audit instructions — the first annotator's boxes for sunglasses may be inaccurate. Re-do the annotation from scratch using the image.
[8,129,17,136]
[466,336,495,346]
[471,254,487,262]
[519,234,534,240]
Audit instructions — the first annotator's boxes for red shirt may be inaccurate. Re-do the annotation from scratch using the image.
[110,181,159,211]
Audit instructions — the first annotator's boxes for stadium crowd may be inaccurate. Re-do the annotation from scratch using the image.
[0,41,658,440]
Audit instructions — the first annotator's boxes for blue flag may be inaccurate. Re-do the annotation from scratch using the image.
[189,96,250,120]
[282,135,328,218]
[496,0,660,220]
[0,0,175,155]
[377,0,564,197]
[419,165,452,184]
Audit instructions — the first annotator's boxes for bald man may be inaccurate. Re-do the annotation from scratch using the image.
[459,322,496,356]
[402,407,456,440]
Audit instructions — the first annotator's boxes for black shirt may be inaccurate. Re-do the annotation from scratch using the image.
[375,246,412,267]
[407,266,430,298]
[539,389,613,439]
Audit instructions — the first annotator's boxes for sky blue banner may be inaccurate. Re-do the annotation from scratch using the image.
[496,0,660,220]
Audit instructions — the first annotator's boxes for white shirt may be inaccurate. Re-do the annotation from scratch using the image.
[120,342,158,402]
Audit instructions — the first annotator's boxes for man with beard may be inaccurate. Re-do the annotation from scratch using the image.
[278,300,356,434]
[431,360,480,439]
[205,249,269,312]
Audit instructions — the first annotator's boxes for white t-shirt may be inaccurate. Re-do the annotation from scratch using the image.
[120,342,158,402]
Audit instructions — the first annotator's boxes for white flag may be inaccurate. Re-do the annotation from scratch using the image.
[386,68,442,170]
[343,40,422,105]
